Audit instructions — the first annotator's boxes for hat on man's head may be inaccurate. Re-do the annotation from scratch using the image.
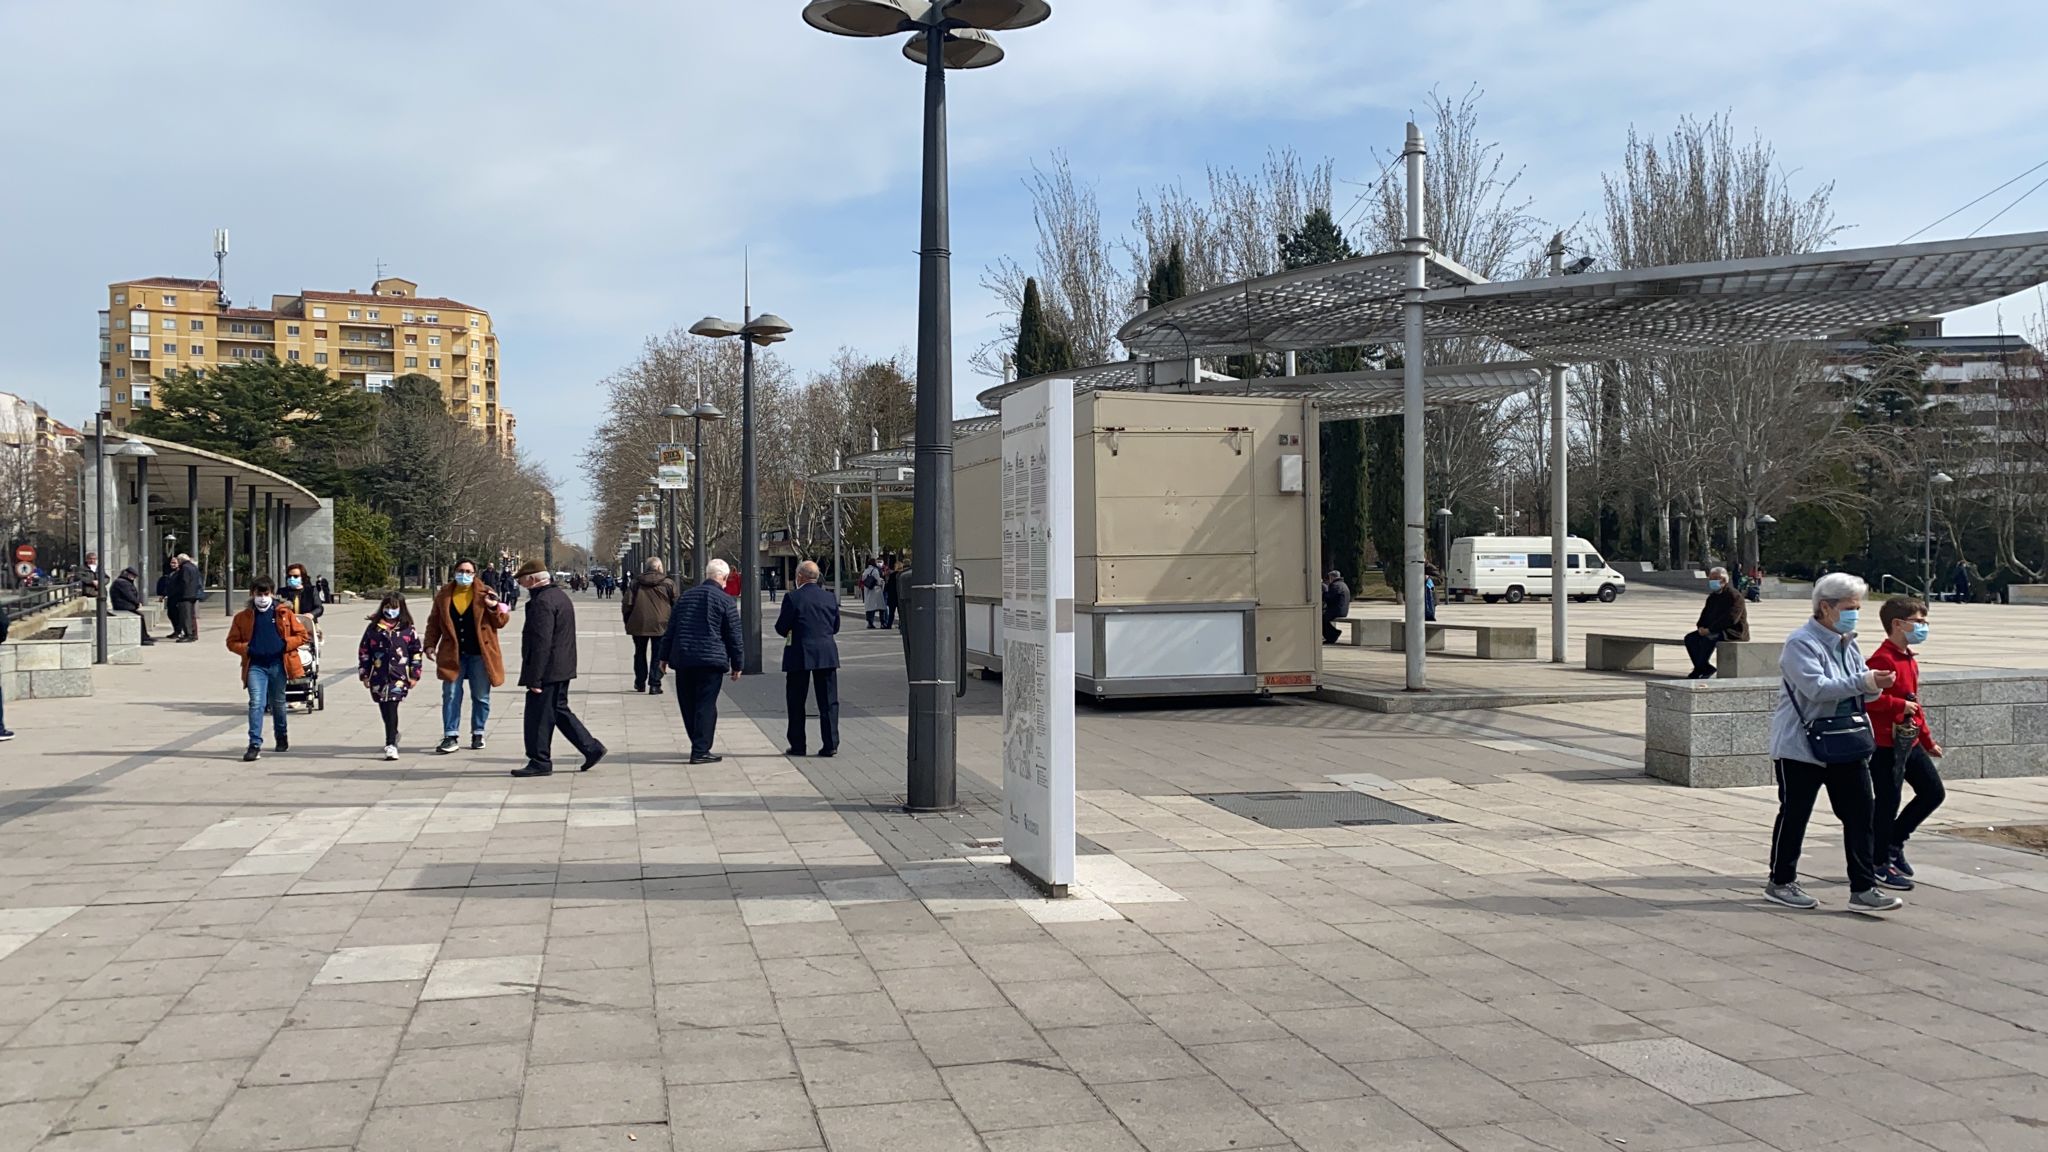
[514,559,547,579]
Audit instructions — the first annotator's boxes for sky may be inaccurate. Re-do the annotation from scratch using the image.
[4,0,2048,548]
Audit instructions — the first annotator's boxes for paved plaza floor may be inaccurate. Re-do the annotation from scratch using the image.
[1,592,2047,1150]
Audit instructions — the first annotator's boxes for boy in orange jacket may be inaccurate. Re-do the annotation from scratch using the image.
[226,576,311,762]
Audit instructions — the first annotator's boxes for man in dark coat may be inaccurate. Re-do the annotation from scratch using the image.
[171,553,205,641]
[775,560,841,757]
[621,560,678,695]
[657,558,745,764]
[1321,570,1352,645]
[110,567,156,645]
[512,559,605,777]
[1684,566,1749,678]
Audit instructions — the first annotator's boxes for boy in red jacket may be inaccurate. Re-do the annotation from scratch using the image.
[1866,597,1945,891]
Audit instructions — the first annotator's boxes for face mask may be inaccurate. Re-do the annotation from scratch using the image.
[383,608,400,620]
[253,595,275,611]
[1831,608,1860,635]
[455,572,475,587]
[1707,579,1722,592]
[1907,622,1929,646]
[287,576,302,588]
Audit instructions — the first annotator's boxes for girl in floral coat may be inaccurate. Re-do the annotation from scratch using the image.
[359,592,424,761]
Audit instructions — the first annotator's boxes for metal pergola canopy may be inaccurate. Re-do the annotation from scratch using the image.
[975,360,1545,420]
[1117,231,2048,363]
[100,432,321,508]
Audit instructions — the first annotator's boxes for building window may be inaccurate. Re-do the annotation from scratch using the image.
[116,391,127,401]
[232,347,245,358]
[190,319,203,331]
[113,292,126,305]
[405,356,419,368]
[472,384,481,396]
[404,334,416,345]
[429,335,441,347]
[114,342,125,352]
[424,314,438,324]
[471,406,481,419]
[190,344,203,355]
[115,369,126,379]
[311,306,326,319]
[314,352,328,364]
[161,294,176,306]
[161,317,175,330]
[469,318,479,328]
[471,340,479,351]
[429,357,441,369]
[367,309,380,320]
[113,319,126,330]
[230,322,245,333]
[314,329,327,340]
[348,355,363,366]
[401,311,415,323]
[286,324,299,336]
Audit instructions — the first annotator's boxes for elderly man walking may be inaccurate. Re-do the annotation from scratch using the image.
[622,559,678,695]
[1685,566,1749,678]
[776,560,841,757]
[658,558,744,764]
[512,559,606,778]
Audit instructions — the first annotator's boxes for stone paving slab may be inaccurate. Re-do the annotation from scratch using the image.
[0,593,2044,1149]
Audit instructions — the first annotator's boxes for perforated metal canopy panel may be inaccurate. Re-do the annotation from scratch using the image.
[1196,790,1446,829]
[973,361,1544,420]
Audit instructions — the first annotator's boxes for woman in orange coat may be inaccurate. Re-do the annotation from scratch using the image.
[420,558,512,754]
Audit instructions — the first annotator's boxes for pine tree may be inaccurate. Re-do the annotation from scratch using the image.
[1146,243,1188,308]
[1277,209,1373,582]
[1013,277,1076,379]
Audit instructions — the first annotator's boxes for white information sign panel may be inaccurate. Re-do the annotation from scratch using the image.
[656,444,690,490]
[999,379,1075,893]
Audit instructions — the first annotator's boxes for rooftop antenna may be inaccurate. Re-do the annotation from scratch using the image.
[374,257,386,283]
[212,228,230,308]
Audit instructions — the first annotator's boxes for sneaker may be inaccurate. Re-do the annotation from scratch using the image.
[435,735,460,755]
[471,734,486,751]
[1890,845,1914,877]
[0,729,15,742]
[1764,881,1818,910]
[382,745,399,762]
[1876,864,1914,891]
[1849,888,1905,913]
[242,745,261,762]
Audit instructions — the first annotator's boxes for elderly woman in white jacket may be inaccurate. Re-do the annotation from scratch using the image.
[1764,572,1903,913]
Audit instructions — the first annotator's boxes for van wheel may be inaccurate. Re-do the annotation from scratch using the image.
[1482,594,1499,604]
[1504,587,1526,605]
[1598,584,1618,603]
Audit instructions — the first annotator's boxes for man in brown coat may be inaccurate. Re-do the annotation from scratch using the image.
[421,557,512,753]
[622,559,678,695]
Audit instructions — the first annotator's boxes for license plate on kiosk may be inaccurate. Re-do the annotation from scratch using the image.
[1261,672,1314,689]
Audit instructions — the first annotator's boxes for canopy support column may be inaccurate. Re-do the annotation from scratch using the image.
[1401,121,1428,693]
[1549,232,1568,664]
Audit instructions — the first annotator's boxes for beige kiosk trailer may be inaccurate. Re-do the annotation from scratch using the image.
[954,390,1323,699]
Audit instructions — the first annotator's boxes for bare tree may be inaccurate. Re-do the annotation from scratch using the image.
[977,152,1129,375]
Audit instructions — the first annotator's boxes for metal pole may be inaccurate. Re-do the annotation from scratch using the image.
[692,415,707,578]
[907,15,958,809]
[186,465,199,575]
[833,450,844,601]
[869,427,882,559]
[1923,474,1934,598]
[740,334,762,675]
[223,477,235,615]
[1400,122,1428,692]
[135,452,150,584]
[1548,233,1568,664]
[92,415,107,665]
[246,485,257,588]
[262,493,274,579]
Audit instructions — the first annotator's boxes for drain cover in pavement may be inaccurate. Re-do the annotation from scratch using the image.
[1195,790,1445,829]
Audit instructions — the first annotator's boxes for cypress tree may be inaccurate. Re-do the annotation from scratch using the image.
[1013,277,1074,378]
[1278,209,1372,582]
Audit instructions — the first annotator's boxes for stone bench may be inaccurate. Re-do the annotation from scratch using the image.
[1339,618,1537,659]
[2,622,94,699]
[1586,633,1684,671]
[1718,640,1782,678]
[1645,669,2048,787]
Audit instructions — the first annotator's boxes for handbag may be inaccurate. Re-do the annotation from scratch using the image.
[1783,678,1875,764]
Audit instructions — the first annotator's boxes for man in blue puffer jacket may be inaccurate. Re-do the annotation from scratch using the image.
[657,558,745,765]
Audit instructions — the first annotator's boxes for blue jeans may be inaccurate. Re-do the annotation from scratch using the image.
[247,660,287,748]
[441,653,492,737]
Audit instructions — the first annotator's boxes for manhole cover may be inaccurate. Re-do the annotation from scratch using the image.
[1195,790,1445,829]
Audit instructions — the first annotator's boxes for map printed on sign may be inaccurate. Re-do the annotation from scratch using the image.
[999,379,1075,892]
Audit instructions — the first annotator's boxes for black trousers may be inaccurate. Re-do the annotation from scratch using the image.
[378,700,400,747]
[1683,630,1720,675]
[674,668,725,757]
[631,636,664,690]
[1770,757,1876,891]
[785,669,839,754]
[1872,743,1946,854]
[1322,618,1341,644]
[123,607,152,642]
[522,681,599,768]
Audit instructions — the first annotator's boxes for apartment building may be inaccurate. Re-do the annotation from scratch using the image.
[99,275,513,451]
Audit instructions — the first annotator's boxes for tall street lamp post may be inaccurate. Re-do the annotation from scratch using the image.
[662,404,687,577]
[1924,470,1953,598]
[803,0,1051,812]
[690,394,725,579]
[689,311,791,676]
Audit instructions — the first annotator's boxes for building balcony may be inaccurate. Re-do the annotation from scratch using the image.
[342,338,395,349]
[217,330,274,342]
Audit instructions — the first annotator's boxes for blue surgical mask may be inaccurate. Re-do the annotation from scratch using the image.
[1907,622,1929,646]
[287,576,302,588]
[383,608,400,620]
[1831,608,1860,635]
[1707,579,1722,592]
[455,572,474,587]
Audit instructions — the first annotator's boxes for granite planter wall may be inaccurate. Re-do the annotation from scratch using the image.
[1645,669,2048,787]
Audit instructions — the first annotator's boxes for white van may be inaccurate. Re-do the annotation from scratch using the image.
[1445,535,1626,604]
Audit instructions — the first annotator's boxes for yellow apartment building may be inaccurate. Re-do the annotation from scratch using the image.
[99,275,513,451]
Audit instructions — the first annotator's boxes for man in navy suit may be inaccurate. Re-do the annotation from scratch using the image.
[774,560,841,757]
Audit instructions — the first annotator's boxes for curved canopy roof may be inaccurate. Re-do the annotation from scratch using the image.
[101,431,322,507]
[975,360,1543,420]
[1117,231,2048,363]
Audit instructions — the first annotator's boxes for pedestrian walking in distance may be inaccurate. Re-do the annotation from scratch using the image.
[227,576,310,762]
[860,556,886,628]
[1685,566,1749,678]
[422,558,511,754]
[658,558,744,764]
[512,559,605,778]
[1866,597,1946,891]
[777,560,841,757]
[358,593,424,761]
[1764,572,1903,913]
[622,559,678,695]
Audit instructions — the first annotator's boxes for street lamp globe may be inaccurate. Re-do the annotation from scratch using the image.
[116,440,157,458]
[688,316,742,339]
[661,403,688,420]
[691,399,726,423]
[903,26,1004,67]
[1932,471,1955,486]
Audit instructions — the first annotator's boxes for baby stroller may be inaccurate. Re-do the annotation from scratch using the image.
[285,628,326,712]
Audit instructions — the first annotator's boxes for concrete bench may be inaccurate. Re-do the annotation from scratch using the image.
[1717,640,1782,679]
[1585,633,1684,671]
[1339,619,1536,659]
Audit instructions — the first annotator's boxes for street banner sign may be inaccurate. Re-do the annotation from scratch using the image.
[998,377,1075,896]
[656,444,690,490]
